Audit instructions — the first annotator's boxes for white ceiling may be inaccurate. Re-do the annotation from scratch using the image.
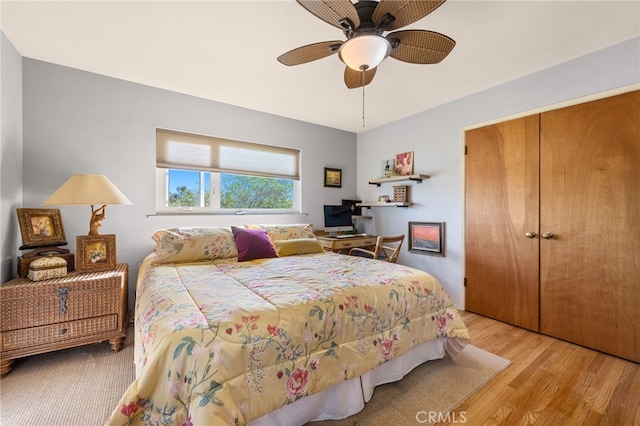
[2,0,639,133]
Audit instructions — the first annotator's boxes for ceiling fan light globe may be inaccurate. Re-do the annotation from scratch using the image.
[338,35,391,71]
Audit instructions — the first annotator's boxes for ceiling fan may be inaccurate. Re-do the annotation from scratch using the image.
[277,0,455,89]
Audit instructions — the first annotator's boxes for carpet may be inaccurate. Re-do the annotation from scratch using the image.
[310,344,510,425]
[0,331,135,426]
[0,336,509,426]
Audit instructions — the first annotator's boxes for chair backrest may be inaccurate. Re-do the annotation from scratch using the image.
[347,236,382,259]
[376,235,405,263]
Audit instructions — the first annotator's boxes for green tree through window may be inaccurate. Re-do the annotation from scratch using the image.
[220,175,293,209]
[167,170,293,209]
[168,185,211,207]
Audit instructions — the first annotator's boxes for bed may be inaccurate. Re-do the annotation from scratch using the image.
[107,225,470,425]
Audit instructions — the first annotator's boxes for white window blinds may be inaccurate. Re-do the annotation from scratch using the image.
[156,129,300,180]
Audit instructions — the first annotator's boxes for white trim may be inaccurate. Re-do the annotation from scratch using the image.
[459,124,467,311]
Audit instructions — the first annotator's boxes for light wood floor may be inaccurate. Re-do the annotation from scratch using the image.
[443,311,640,425]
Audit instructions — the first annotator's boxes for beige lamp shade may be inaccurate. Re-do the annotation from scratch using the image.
[43,174,132,235]
[43,174,132,206]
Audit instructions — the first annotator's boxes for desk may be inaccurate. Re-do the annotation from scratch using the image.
[316,235,378,254]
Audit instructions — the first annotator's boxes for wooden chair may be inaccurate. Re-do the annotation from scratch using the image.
[348,235,404,263]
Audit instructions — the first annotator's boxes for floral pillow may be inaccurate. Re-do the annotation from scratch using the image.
[152,227,238,263]
[231,226,278,262]
[246,223,315,242]
[272,238,324,257]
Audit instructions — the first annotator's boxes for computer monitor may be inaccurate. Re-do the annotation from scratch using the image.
[323,205,354,235]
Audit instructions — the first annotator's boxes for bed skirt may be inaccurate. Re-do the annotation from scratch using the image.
[249,337,450,425]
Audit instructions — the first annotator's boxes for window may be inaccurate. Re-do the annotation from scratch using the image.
[156,129,300,214]
[166,169,211,208]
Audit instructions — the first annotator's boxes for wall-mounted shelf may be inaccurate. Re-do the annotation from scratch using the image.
[357,202,412,208]
[368,174,430,187]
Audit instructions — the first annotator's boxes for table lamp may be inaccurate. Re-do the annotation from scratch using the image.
[42,174,132,235]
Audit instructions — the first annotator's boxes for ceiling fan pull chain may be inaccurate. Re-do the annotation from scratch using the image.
[362,68,366,128]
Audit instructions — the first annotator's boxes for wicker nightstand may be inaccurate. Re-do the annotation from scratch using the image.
[0,263,128,377]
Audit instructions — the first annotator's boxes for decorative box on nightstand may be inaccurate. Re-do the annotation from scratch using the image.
[0,263,128,377]
[18,253,75,278]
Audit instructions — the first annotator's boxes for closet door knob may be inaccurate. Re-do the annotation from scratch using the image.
[542,232,554,239]
[525,232,536,238]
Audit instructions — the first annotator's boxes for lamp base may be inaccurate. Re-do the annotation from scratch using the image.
[89,205,107,235]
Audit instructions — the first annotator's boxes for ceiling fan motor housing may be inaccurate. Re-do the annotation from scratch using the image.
[350,1,385,36]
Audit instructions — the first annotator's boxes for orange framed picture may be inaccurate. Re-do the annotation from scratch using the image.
[17,208,68,248]
[77,234,117,272]
[408,222,445,256]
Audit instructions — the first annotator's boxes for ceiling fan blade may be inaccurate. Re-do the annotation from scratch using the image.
[344,66,377,89]
[373,0,446,31]
[277,41,343,66]
[297,0,360,31]
[387,30,455,64]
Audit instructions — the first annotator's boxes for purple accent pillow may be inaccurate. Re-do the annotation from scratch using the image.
[231,226,278,262]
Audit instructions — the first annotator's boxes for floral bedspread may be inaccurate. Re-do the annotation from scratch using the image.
[107,252,469,426]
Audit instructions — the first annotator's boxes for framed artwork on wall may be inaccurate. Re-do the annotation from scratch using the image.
[381,158,395,178]
[17,208,68,248]
[395,151,414,176]
[324,167,342,188]
[77,234,117,272]
[408,222,445,256]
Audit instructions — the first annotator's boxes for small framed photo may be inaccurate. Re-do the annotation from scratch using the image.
[408,222,445,256]
[77,234,117,272]
[17,208,67,248]
[324,167,342,188]
[378,195,390,203]
[381,158,395,178]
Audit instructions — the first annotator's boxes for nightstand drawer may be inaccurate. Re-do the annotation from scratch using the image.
[2,314,119,351]
[1,264,127,332]
[1,288,122,331]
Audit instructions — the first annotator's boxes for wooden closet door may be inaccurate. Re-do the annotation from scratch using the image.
[465,115,540,331]
[540,90,640,362]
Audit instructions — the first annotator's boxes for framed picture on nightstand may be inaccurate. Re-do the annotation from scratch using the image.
[77,234,117,272]
[17,208,67,248]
